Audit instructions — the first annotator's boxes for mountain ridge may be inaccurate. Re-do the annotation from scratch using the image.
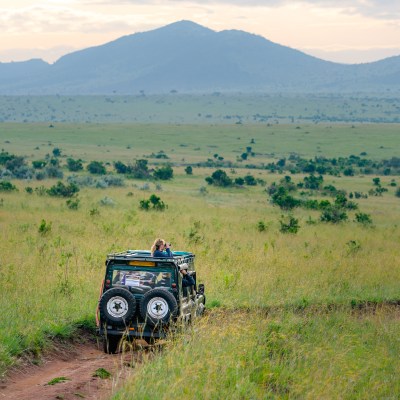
[0,20,399,94]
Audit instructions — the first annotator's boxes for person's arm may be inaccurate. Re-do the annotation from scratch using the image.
[165,243,173,257]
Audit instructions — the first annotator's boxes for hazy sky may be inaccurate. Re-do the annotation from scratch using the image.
[1,0,400,64]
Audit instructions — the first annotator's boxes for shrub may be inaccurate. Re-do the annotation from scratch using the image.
[257,221,267,232]
[87,161,106,175]
[66,198,80,210]
[45,166,64,179]
[0,181,17,192]
[129,159,150,179]
[149,194,166,211]
[271,187,301,210]
[35,185,47,196]
[185,166,193,175]
[139,199,150,210]
[372,177,381,186]
[99,196,115,207]
[153,165,173,180]
[114,161,128,174]
[47,181,79,198]
[354,212,373,226]
[279,215,300,234]
[343,168,354,176]
[303,174,323,190]
[244,175,257,186]
[15,166,35,179]
[25,186,33,194]
[66,158,83,172]
[320,206,348,223]
[89,207,100,216]
[32,160,46,169]
[235,177,245,186]
[139,194,167,211]
[38,219,51,235]
[396,187,400,198]
[52,148,61,157]
[205,169,232,187]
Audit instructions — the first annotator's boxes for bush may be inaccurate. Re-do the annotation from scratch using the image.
[153,165,173,180]
[235,177,245,186]
[139,199,150,210]
[35,186,47,196]
[52,148,62,157]
[38,219,51,235]
[139,194,167,211]
[185,166,193,175]
[257,221,267,232]
[320,206,348,223]
[66,158,83,172]
[32,160,46,169]
[47,181,79,198]
[354,212,373,226]
[99,196,115,207]
[205,169,232,187]
[279,215,300,234]
[87,161,106,175]
[303,174,323,190]
[244,175,257,186]
[271,187,301,210]
[66,198,80,210]
[0,181,17,192]
[129,159,150,179]
[114,161,128,174]
[45,166,64,179]
[395,187,400,198]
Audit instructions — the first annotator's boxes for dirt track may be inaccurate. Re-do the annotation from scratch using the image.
[0,338,147,400]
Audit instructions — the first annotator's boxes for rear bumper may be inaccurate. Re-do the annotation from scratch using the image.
[97,324,168,339]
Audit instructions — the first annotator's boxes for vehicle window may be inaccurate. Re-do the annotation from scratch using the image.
[112,269,172,294]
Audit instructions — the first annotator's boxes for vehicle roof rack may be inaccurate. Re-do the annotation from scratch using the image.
[106,250,195,266]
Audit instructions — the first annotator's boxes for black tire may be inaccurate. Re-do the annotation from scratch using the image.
[103,334,120,354]
[140,288,178,326]
[99,287,136,326]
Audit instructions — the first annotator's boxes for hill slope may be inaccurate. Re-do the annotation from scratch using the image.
[1,20,399,94]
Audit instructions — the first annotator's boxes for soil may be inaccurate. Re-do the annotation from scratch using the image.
[0,336,151,400]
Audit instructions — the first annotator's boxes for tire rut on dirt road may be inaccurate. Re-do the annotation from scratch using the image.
[0,339,147,400]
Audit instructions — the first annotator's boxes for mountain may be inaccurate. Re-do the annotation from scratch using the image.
[1,20,400,94]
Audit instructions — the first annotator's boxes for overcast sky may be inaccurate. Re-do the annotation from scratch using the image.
[1,0,400,64]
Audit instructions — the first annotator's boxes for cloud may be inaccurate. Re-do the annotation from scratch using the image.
[86,0,400,20]
[0,5,137,34]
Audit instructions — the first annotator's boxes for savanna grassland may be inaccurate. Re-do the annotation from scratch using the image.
[0,121,399,399]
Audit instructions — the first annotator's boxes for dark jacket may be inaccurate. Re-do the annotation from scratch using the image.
[152,248,173,258]
[182,273,195,287]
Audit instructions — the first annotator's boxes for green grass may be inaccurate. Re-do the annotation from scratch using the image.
[0,122,399,398]
[47,376,70,385]
[0,122,399,165]
[114,308,400,399]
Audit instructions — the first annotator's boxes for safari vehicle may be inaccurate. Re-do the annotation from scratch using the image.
[96,249,205,353]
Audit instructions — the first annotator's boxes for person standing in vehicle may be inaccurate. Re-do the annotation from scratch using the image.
[151,238,173,257]
[181,267,195,287]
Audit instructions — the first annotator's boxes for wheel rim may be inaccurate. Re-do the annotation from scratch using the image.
[147,297,169,320]
[107,296,129,318]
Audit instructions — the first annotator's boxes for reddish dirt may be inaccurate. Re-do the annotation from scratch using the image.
[0,339,149,400]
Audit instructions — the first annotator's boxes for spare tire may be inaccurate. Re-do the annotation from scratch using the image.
[99,287,136,326]
[140,288,178,326]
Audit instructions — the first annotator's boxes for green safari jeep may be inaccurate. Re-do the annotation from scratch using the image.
[96,249,206,353]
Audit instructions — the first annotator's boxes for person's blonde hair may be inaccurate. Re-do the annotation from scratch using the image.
[151,238,165,255]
